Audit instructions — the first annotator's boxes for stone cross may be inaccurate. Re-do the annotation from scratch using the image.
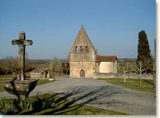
[12,32,33,80]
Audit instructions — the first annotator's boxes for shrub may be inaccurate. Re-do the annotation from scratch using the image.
[38,94,55,109]
[0,94,55,114]
[19,96,41,111]
[0,98,19,113]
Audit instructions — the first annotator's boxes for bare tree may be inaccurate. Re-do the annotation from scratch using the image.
[49,57,63,76]
[126,59,154,88]
[139,61,142,87]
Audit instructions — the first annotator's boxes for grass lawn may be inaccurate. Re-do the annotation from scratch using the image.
[0,94,127,115]
[0,78,10,92]
[34,103,127,115]
[37,78,55,86]
[0,78,55,92]
[98,78,155,93]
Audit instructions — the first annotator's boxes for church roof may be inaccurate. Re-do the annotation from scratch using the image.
[70,25,96,53]
[79,25,86,35]
[96,55,117,62]
[77,25,96,50]
[70,25,97,62]
[75,25,91,42]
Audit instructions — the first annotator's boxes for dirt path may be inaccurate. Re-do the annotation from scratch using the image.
[0,77,156,115]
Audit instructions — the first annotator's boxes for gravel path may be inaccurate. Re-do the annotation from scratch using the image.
[0,77,156,115]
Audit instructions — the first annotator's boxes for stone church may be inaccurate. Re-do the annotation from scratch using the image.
[69,26,117,78]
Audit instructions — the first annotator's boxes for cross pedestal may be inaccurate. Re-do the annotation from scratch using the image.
[3,32,38,100]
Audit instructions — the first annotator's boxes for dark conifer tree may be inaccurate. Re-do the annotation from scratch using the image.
[137,30,152,73]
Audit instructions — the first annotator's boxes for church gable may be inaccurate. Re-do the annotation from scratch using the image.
[70,26,96,62]
[69,26,118,78]
[74,26,94,46]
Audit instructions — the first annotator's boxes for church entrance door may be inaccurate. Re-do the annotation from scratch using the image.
[80,69,85,77]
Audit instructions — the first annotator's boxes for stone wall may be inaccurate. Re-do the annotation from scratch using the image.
[30,72,41,78]
[99,62,113,73]
[69,26,97,78]
[30,72,49,79]
[93,72,153,80]
[70,61,96,78]
[99,61,117,73]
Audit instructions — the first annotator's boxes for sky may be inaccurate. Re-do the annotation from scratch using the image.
[0,0,156,59]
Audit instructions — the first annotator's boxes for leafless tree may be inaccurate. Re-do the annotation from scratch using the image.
[118,59,155,88]
[49,57,63,76]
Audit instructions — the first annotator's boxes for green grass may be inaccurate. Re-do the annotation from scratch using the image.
[0,78,10,92]
[34,104,127,115]
[53,105,127,115]
[37,79,55,86]
[0,94,127,115]
[98,78,155,93]
[0,78,55,92]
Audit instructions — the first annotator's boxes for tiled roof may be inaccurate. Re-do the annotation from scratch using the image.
[31,68,49,73]
[96,55,117,62]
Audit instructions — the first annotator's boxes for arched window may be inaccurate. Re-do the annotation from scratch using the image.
[85,45,89,53]
[80,46,84,53]
[75,46,78,53]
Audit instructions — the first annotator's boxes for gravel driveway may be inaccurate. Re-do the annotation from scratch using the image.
[0,77,156,115]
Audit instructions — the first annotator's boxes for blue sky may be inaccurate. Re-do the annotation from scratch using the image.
[0,0,156,59]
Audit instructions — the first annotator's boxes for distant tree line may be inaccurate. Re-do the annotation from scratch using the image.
[0,56,34,75]
[0,56,70,77]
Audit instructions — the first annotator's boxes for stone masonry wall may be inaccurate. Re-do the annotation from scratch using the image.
[30,72,41,78]
[93,73,153,80]
[70,62,96,78]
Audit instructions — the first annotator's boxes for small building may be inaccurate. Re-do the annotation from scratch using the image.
[30,68,49,78]
[96,55,118,73]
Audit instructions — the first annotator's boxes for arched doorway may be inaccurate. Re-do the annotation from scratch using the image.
[80,69,85,77]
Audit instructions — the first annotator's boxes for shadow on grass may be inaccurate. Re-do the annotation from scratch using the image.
[29,86,124,115]
[143,79,153,85]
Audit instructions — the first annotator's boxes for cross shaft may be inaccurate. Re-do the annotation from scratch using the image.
[12,32,32,80]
